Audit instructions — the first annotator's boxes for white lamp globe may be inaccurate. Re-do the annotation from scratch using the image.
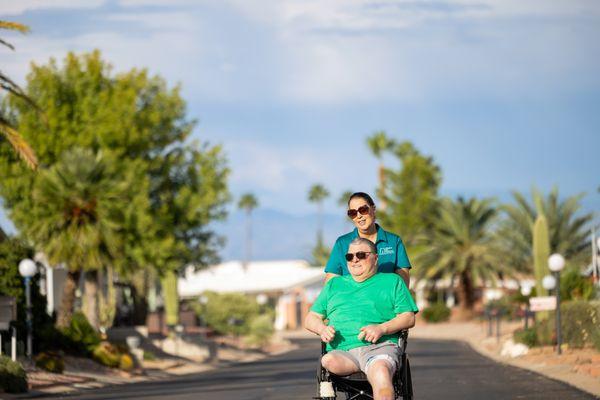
[542,275,556,290]
[520,284,532,297]
[18,258,37,278]
[548,253,565,272]
[256,294,268,305]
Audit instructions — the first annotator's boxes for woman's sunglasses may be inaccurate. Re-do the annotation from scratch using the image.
[345,251,372,262]
[347,205,370,219]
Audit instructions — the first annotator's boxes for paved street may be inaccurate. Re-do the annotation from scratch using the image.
[38,338,595,400]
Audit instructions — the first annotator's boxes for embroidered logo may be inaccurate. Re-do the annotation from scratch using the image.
[379,246,394,256]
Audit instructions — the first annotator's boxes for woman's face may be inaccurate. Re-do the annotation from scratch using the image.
[348,197,376,231]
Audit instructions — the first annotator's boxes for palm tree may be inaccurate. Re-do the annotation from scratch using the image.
[337,190,354,208]
[0,20,38,169]
[495,187,592,273]
[24,148,136,327]
[308,184,330,239]
[415,197,510,316]
[238,193,259,268]
[366,131,395,209]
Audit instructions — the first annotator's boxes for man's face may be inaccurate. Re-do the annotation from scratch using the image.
[346,242,378,282]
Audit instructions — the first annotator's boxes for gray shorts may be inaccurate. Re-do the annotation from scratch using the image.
[329,342,401,375]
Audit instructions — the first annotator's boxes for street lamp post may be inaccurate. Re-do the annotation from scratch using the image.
[18,258,37,359]
[548,253,565,355]
[520,283,533,329]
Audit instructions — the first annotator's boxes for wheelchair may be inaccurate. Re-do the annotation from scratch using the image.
[315,330,413,400]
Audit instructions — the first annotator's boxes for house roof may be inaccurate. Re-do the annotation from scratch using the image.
[178,260,325,297]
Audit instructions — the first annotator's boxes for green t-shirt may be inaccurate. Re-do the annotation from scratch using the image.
[310,273,418,351]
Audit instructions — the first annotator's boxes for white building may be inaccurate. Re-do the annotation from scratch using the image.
[178,260,325,330]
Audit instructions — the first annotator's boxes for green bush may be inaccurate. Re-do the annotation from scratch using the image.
[422,303,451,323]
[201,292,260,335]
[245,314,274,347]
[513,327,537,347]
[560,301,600,349]
[560,269,594,301]
[35,351,64,374]
[92,342,121,368]
[143,350,156,361]
[0,355,28,393]
[534,318,555,346]
[62,312,101,354]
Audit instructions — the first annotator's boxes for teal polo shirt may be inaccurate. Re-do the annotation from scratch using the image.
[324,224,411,275]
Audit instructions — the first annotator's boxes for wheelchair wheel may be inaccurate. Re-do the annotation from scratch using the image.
[316,357,336,399]
[402,357,413,400]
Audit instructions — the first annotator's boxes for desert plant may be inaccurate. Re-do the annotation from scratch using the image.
[62,312,101,355]
[34,351,64,374]
[421,303,451,323]
[92,342,121,368]
[0,355,28,393]
[532,214,550,298]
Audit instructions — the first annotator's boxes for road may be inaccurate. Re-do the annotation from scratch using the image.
[40,338,595,400]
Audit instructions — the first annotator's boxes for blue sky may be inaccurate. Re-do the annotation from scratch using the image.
[1,1,599,258]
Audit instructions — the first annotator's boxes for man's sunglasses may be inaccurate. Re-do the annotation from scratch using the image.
[347,205,370,219]
[345,251,372,262]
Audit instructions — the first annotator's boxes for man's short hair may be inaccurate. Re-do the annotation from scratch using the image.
[349,237,377,255]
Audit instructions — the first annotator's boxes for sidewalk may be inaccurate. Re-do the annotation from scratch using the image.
[411,320,600,397]
[1,332,298,399]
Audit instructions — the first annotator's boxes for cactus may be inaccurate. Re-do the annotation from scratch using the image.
[162,269,179,327]
[533,214,551,321]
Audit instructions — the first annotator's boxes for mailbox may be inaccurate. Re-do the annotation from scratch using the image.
[0,296,17,331]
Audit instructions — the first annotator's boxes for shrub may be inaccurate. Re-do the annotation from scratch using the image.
[485,295,522,320]
[143,351,156,361]
[560,301,600,349]
[35,351,64,374]
[201,292,260,335]
[560,268,594,301]
[0,355,28,393]
[534,318,555,346]
[62,312,101,355]
[245,314,274,347]
[422,303,451,323]
[92,342,121,368]
[513,328,537,347]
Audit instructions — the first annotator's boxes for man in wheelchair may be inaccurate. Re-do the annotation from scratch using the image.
[304,238,418,400]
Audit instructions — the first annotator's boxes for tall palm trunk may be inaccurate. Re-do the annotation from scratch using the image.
[83,270,99,329]
[57,270,81,328]
[456,271,475,319]
[243,210,252,271]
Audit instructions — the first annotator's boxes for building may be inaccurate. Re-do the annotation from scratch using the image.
[178,260,325,330]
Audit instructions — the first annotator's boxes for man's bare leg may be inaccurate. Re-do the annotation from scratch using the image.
[321,353,360,376]
[366,360,394,400]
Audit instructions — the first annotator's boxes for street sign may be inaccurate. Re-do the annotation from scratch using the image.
[529,296,556,311]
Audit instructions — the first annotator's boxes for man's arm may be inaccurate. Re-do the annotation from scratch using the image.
[324,272,339,283]
[358,312,416,343]
[395,268,410,288]
[304,311,336,342]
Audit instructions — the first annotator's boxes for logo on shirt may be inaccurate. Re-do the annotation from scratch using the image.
[379,246,394,256]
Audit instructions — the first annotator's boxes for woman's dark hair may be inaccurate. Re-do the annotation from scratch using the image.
[348,192,375,207]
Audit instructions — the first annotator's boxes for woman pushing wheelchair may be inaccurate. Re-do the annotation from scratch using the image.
[304,192,418,400]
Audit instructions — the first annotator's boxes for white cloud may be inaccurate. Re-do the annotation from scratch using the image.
[0,0,105,16]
